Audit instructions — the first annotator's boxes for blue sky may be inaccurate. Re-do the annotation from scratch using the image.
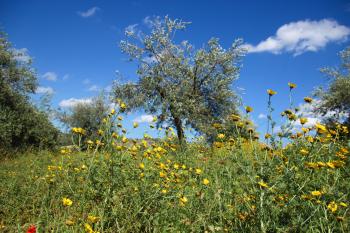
[1,0,350,138]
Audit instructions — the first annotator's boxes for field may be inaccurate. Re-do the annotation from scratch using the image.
[0,111,349,233]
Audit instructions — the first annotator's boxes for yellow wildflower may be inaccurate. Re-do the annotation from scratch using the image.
[339,202,347,207]
[65,219,75,226]
[217,133,225,139]
[288,82,296,89]
[62,197,73,207]
[258,181,268,188]
[300,118,308,125]
[267,89,277,96]
[300,149,309,156]
[195,168,202,175]
[311,190,322,197]
[327,201,338,213]
[203,178,210,185]
[304,97,313,103]
[87,215,100,223]
[315,123,327,134]
[245,106,253,113]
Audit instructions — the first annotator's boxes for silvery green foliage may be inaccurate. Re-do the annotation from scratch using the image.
[115,16,246,142]
[315,47,350,128]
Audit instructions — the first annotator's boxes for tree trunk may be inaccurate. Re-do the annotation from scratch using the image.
[173,116,184,144]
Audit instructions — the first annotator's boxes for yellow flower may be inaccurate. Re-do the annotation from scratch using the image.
[311,190,322,197]
[173,163,180,169]
[179,196,188,205]
[161,189,167,194]
[217,133,225,139]
[139,163,145,169]
[230,114,241,121]
[133,122,139,128]
[304,97,313,103]
[327,201,338,213]
[339,202,347,207]
[87,215,100,223]
[300,149,309,156]
[288,82,296,89]
[258,181,268,188]
[315,123,327,134]
[84,223,94,233]
[65,219,75,226]
[326,162,335,169]
[267,89,277,96]
[120,102,126,110]
[62,197,73,207]
[264,133,271,139]
[300,118,308,125]
[122,137,128,143]
[195,168,202,175]
[159,171,166,178]
[110,109,115,115]
[245,106,253,113]
[203,178,210,185]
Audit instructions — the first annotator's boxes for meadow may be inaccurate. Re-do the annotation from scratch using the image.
[0,90,349,233]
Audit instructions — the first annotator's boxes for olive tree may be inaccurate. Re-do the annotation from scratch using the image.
[315,47,350,130]
[0,32,59,153]
[114,16,245,143]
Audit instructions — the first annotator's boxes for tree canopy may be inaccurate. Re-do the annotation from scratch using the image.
[114,16,245,143]
[0,32,59,153]
[315,46,350,131]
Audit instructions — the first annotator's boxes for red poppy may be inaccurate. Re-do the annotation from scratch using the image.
[26,225,36,233]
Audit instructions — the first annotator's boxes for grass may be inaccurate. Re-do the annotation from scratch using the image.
[0,133,349,232]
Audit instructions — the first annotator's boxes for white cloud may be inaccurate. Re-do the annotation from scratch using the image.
[88,85,100,92]
[258,113,267,119]
[78,7,100,18]
[36,86,54,95]
[62,74,69,80]
[83,79,91,85]
[293,99,348,128]
[42,72,57,81]
[59,98,92,108]
[134,114,154,123]
[245,19,350,55]
[125,24,138,36]
[13,48,31,63]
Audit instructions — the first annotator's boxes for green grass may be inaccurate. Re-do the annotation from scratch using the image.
[0,138,349,233]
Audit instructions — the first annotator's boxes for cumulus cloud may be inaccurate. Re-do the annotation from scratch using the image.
[83,79,91,85]
[78,6,100,18]
[134,114,154,123]
[59,98,92,108]
[293,99,348,128]
[88,85,100,92]
[36,86,54,95]
[62,74,69,80]
[258,113,267,119]
[245,19,350,55]
[13,48,31,63]
[42,72,57,81]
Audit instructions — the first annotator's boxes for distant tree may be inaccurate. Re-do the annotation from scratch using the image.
[315,46,350,131]
[58,95,109,143]
[114,16,245,143]
[0,32,59,153]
